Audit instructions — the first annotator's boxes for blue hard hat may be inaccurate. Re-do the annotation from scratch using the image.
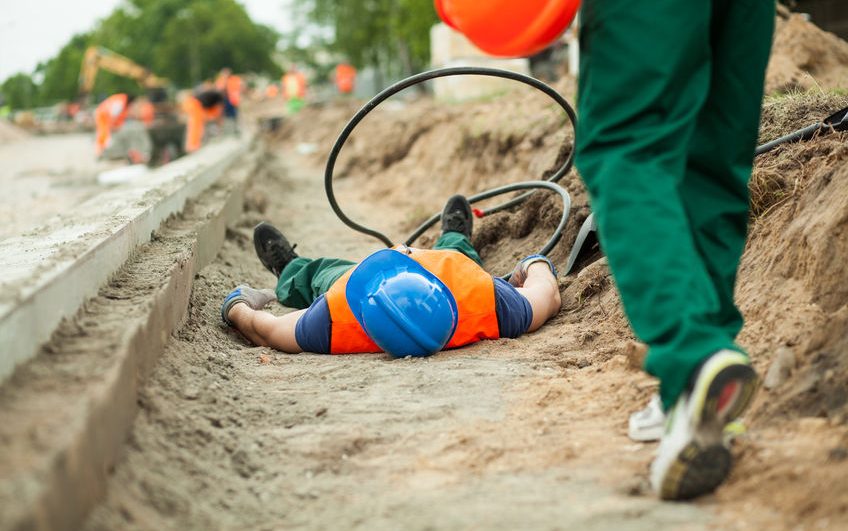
[346,249,458,358]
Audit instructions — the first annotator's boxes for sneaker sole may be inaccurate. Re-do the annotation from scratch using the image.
[660,443,732,500]
[253,222,284,276]
[658,354,759,500]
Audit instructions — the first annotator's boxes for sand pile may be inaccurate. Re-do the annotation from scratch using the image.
[766,10,848,93]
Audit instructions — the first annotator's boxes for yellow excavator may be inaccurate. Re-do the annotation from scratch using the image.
[79,46,168,96]
[79,46,184,164]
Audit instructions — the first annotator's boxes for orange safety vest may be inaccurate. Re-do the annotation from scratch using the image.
[325,248,500,354]
[138,100,155,126]
[265,84,279,99]
[282,71,307,100]
[226,75,242,107]
[334,63,356,94]
[94,93,130,154]
[96,93,130,128]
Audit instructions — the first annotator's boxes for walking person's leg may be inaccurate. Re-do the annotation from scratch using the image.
[577,0,722,406]
[575,0,770,499]
[675,0,774,350]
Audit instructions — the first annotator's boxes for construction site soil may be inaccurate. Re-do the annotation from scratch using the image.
[7,10,848,530]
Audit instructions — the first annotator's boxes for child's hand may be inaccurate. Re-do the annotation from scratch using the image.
[221,285,277,326]
[508,255,557,287]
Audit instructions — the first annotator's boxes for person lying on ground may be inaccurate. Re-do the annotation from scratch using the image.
[220,195,561,357]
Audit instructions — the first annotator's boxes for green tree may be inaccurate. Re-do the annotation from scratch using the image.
[1,73,38,110]
[155,0,281,86]
[2,0,281,108]
[296,0,439,84]
[36,33,92,105]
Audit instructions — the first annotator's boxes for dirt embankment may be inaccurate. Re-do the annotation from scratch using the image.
[767,9,848,94]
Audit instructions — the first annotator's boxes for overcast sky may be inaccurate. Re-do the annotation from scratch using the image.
[0,0,295,81]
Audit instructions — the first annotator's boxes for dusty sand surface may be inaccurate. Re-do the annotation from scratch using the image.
[0,133,105,240]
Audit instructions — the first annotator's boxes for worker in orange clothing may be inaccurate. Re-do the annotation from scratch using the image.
[181,88,225,153]
[334,63,356,95]
[137,98,155,127]
[281,68,307,114]
[94,93,135,156]
[216,68,243,130]
[264,83,280,99]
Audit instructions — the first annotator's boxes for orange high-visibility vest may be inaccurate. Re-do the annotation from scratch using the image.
[226,75,243,106]
[282,71,307,100]
[334,63,356,94]
[138,100,155,126]
[182,95,223,153]
[325,248,500,354]
[94,93,130,154]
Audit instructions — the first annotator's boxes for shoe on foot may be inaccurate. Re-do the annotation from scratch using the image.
[650,349,759,500]
[630,392,748,444]
[629,394,666,442]
[441,194,473,239]
[253,222,298,278]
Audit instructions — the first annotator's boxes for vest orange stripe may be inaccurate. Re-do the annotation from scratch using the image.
[326,248,500,354]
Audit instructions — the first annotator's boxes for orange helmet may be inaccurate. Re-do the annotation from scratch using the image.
[434,0,580,57]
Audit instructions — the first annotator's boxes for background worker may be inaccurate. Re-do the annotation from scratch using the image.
[181,87,225,153]
[281,66,307,114]
[221,195,561,356]
[435,0,773,500]
[334,63,357,96]
[216,68,243,132]
[94,92,135,157]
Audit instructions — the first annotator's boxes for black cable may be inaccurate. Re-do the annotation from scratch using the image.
[324,66,577,256]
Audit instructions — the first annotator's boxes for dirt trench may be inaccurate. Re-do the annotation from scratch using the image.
[85,147,710,530]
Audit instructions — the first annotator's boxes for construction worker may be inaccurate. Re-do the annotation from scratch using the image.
[435,0,773,500]
[264,83,280,100]
[221,196,561,356]
[216,68,243,130]
[334,63,357,95]
[94,93,135,156]
[137,97,155,127]
[181,88,225,153]
[281,67,307,114]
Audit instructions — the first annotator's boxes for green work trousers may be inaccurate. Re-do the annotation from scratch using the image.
[275,231,482,309]
[575,0,774,408]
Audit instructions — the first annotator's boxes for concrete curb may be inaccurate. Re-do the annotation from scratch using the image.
[0,138,248,383]
[0,144,258,531]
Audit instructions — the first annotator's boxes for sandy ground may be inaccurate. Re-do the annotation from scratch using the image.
[84,150,715,530]
[0,133,103,240]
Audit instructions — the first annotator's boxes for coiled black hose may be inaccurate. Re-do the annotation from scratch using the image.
[323,67,577,276]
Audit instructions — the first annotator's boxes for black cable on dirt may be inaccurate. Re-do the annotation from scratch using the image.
[323,67,578,262]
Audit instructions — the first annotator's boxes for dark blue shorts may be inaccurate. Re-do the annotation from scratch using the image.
[294,277,533,354]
